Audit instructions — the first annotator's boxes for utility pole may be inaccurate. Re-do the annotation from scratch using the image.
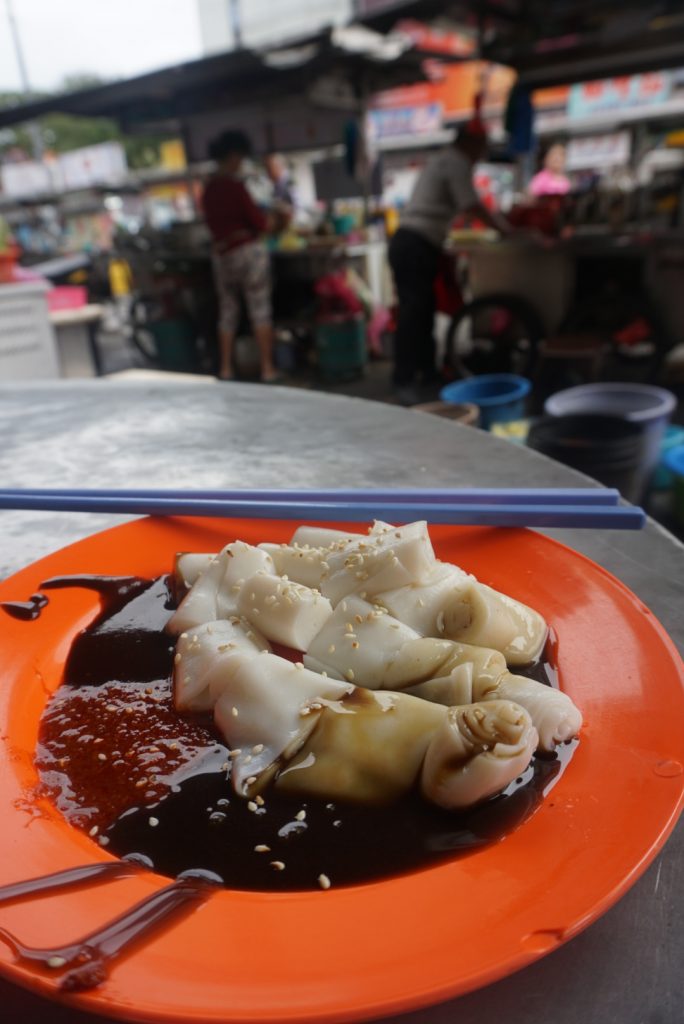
[4,0,44,158]
[229,0,243,49]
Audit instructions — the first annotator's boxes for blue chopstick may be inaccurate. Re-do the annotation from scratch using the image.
[0,487,620,506]
[0,493,645,529]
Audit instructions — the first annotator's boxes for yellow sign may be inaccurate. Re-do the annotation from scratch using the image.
[160,140,187,170]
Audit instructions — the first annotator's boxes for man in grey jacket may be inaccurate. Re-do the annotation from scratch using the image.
[389,124,512,405]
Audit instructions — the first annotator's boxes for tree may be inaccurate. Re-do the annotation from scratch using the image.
[0,74,171,170]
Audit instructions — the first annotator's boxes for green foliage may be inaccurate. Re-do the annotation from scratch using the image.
[0,74,169,170]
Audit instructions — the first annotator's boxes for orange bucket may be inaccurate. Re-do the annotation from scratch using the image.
[0,245,18,284]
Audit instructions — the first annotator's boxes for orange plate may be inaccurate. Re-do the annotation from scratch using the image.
[0,517,683,1024]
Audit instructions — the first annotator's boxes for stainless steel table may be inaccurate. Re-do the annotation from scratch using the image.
[0,378,682,1024]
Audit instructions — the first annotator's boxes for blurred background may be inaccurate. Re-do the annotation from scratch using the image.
[2,0,684,530]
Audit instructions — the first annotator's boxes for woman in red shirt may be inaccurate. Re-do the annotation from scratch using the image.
[203,130,283,382]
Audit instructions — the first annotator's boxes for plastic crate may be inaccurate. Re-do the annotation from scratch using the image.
[47,286,88,312]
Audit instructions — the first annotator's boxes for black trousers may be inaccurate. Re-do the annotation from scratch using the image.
[388,227,440,387]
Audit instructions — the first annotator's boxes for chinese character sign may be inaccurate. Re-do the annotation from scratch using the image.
[568,72,672,117]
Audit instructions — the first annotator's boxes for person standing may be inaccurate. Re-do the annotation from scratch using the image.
[529,143,571,197]
[203,130,285,382]
[389,124,511,405]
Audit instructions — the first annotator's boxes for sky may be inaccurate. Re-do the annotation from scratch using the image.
[0,0,204,92]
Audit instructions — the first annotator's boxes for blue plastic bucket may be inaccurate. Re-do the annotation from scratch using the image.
[544,383,676,486]
[652,425,684,490]
[440,374,531,430]
[664,446,684,528]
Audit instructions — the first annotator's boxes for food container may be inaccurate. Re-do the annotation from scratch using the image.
[440,374,531,430]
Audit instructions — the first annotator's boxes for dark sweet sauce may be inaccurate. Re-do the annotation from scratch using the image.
[36,575,576,892]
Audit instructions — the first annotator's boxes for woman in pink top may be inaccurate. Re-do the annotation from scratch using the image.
[529,144,571,197]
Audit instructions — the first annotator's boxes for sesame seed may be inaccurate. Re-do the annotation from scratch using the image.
[99,836,110,846]
[229,748,242,758]
[318,874,331,890]
[247,801,258,812]
[232,706,239,717]
[295,809,306,821]
[97,753,107,761]
[174,653,182,664]
[270,861,285,871]
[47,956,67,969]
[254,844,270,853]
[148,817,159,827]
[252,743,264,754]
[246,775,257,786]
[346,669,355,681]
[88,825,99,837]
[295,662,304,670]
[255,795,265,806]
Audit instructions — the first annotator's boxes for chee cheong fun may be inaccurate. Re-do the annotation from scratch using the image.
[170,521,582,813]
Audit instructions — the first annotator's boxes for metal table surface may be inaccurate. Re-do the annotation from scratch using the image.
[0,379,682,1024]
